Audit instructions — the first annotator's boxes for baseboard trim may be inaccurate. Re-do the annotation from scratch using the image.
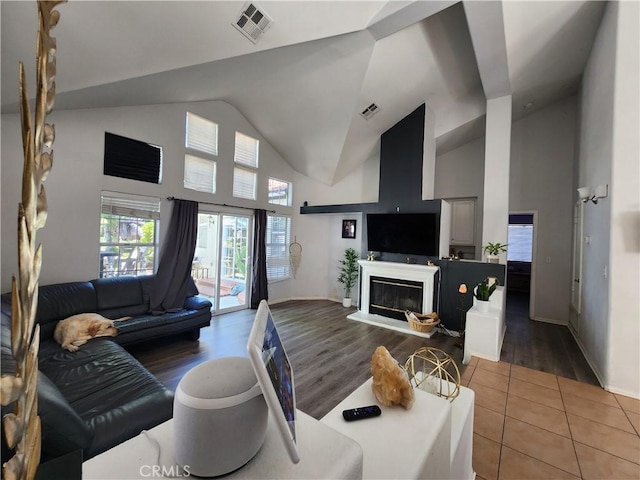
[268,296,337,305]
[568,326,606,389]
[604,385,640,400]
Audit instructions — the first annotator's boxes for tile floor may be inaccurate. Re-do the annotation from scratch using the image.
[462,357,640,479]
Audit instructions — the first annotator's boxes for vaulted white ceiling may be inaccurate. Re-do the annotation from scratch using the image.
[1,1,605,185]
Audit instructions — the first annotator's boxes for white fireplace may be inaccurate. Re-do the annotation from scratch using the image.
[348,260,439,338]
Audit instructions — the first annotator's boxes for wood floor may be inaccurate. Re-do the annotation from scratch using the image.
[128,295,598,420]
[499,291,599,384]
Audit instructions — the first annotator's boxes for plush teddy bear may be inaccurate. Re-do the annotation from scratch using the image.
[370,346,414,410]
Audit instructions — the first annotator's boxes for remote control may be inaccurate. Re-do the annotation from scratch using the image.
[342,405,382,422]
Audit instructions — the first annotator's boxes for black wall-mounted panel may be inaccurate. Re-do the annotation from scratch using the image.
[104,132,162,184]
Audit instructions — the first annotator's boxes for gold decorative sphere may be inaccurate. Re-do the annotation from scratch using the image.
[404,347,461,401]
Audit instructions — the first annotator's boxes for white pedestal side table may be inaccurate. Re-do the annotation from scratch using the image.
[321,378,454,480]
[464,286,506,363]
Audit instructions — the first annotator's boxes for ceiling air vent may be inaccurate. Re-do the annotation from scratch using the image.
[360,103,381,120]
[233,2,273,44]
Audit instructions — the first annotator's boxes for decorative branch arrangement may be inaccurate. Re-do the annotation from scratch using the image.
[1,1,65,479]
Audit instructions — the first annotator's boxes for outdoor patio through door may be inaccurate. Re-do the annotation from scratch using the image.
[192,212,251,313]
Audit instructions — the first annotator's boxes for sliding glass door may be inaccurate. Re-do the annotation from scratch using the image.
[193,212,251,313]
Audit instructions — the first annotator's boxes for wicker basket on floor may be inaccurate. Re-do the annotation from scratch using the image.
[404,311,440,333]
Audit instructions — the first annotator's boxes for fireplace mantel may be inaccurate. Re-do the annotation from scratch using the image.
[358,260,439,283]
[349,260,439,338]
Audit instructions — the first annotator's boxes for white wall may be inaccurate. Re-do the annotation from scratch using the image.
[482,95,512,260]
[435,97,578,324]
[575,1,616,388]
[290,160,378,302]
[577,1,639,397]
[510,96,578,324]
[607,0,639,398]
[1,100,295,295]
[435,136,485,257]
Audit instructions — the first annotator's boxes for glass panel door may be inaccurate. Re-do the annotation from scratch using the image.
[193,213,220,309]
[193,212,251,313]
[219,214,250,312]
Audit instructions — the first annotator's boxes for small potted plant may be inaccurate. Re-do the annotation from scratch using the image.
[337,248,359,307]
[483,242,508,263]
[474,277,498,312]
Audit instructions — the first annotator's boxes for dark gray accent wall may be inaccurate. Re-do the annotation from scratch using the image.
[379,104,426,207]
[434,260,506,332]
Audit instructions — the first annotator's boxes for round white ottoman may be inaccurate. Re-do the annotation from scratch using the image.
[173,357,268,477]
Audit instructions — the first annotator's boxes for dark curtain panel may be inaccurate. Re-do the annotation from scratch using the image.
[149,199,199,314]
[251,209,268,309]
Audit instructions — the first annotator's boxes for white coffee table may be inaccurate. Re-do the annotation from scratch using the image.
[83,410,363,479]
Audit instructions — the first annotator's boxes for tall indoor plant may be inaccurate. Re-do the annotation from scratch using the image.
[337,248,359,307]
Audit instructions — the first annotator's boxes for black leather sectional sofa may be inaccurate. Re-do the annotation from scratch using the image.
[0,275,212,463]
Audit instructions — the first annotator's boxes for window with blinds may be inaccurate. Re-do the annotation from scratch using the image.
[233,131,259,200]
[233,166,257,200]
[184,154,216,194]
[234,132,259,168]
[266,214,291,281]
[99,192,160,278]
[185,112,218,156]
[104,132,163,184]
[184,112,218,194]
[268,177,292,206]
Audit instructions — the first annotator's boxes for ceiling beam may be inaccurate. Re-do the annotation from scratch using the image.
[463,1,511,99]
[367,0,457,40]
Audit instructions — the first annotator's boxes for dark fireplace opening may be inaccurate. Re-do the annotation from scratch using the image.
[369,276,423,321]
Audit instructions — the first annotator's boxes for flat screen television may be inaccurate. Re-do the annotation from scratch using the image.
[367,213,439,256]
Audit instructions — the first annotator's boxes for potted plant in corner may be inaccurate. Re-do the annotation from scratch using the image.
[474,277,498,312]
[483,242,508,263]
[338,248,359,307]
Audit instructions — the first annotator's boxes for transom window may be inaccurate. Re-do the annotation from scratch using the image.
[233,132,259,200]
[268,177,292,207]
[233,166,257,200]
[99,192,160,278]
[185,112,218,155]
[266,214,291,281]
[184,112,218,194]
[234,131,259,168]
[184,154,216,194]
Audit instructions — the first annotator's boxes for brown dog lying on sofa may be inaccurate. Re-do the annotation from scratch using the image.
[54,313,127,352]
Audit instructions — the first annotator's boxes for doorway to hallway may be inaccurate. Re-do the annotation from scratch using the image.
[507,212,537,319]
